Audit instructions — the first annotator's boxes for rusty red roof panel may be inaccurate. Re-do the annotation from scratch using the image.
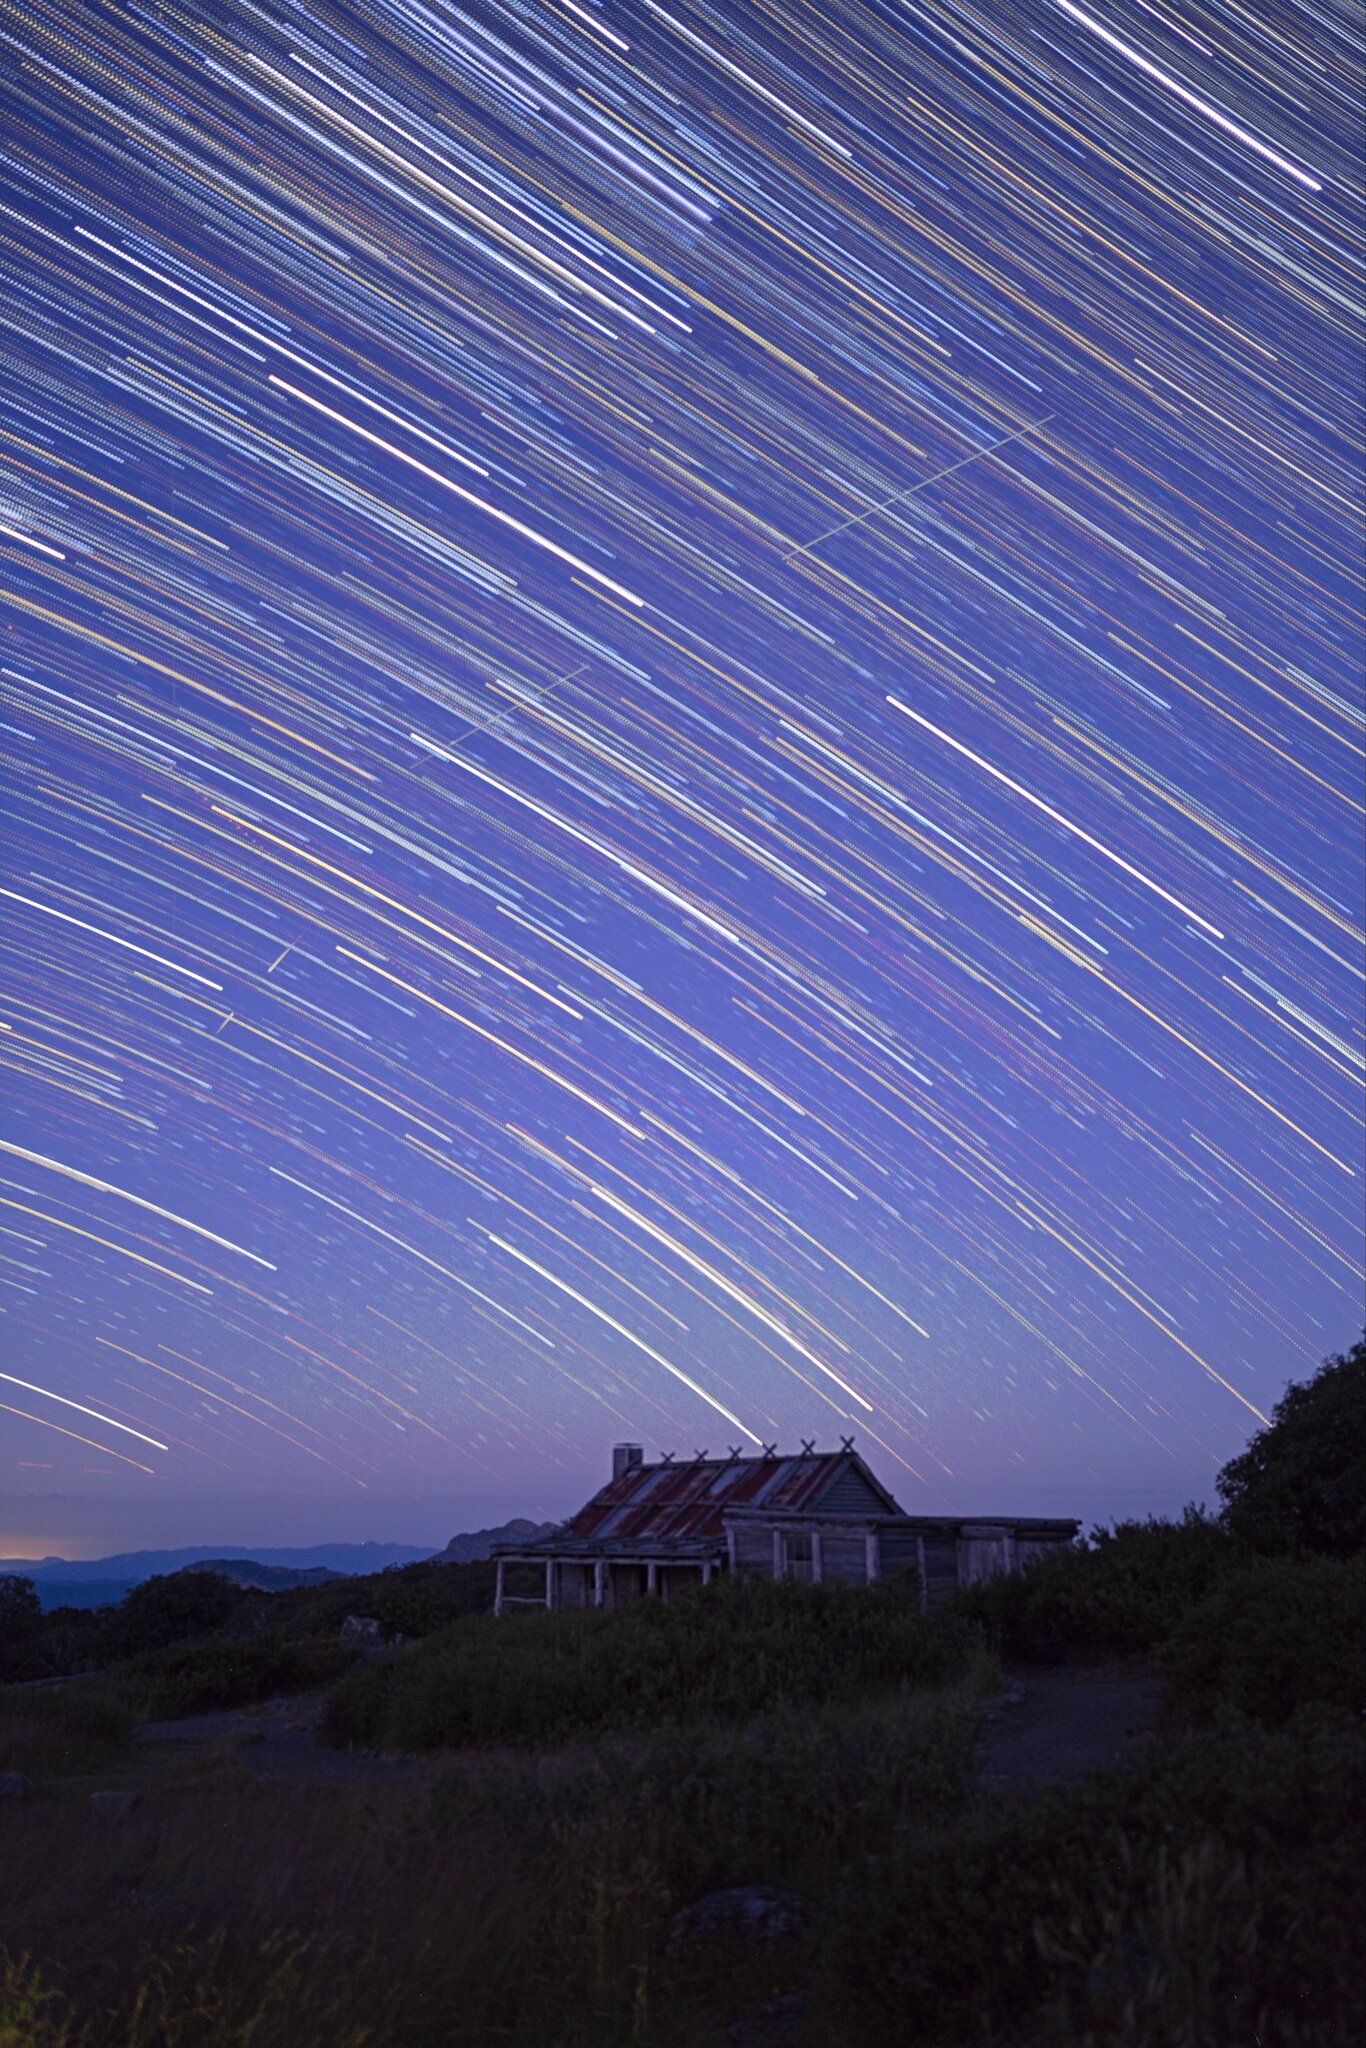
[560,1452,858,1544]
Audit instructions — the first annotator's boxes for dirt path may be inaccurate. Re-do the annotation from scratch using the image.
[136,1663,1166,1794]
[135,1692,423,1783]
[976,1663,1165,1792]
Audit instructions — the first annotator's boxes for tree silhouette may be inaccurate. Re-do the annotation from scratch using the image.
[1218,1336,1366,1557]
[0,1573,42,1679]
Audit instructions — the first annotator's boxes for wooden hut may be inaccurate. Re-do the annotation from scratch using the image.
[492,1442,1077,1613]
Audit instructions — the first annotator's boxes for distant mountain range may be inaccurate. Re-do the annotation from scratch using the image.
[188,1559,347,1592]
[1,1523,558,1610]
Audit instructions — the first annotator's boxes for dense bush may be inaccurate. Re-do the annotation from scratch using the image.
[828,1708,1366,2048]
[100,1571,247,1660]
[0,1559,498,1695]
[431,1685,976,1894]
[14,1605,105,1684]
[430,1686,983,2032]
[948,1508,1235,1663]
[2,1631,348,1760]
[4,1699,1357,2048]
[1161,1552,1366,1728]
[1218,1337,1366,1557]
[0,1678,135,1772]
[267,1557,498,1642]
[325,1572,981,1751]
[102,1633,354,1722]
[0,1686,975,2048]
[0,1575,44,1683]
[949,1343,1365,1675]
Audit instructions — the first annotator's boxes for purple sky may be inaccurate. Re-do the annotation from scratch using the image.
[1,0,1361,1560]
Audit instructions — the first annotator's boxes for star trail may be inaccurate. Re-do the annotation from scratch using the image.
[0,0,1361,1541]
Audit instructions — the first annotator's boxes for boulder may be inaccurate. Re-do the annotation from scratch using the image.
[664,1885,807,1964]
[0,1771,29,1798]
[340,1615,383,1648]
[90,1789,140,1818]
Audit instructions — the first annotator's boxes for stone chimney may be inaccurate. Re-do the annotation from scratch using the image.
[613,1443,644,1482]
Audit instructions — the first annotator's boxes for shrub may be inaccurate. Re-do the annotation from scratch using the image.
[436,1685,976,1886]
[418,1685,982,2040]
[826,1708,1366,2048]
[17,1607,105,1684]
[0,1574,41,1633]
[0,1681,135,1774]
[103,1633,353,1722]
[1161,1552,1366,1727]
[325,1572,979,1752]
[0,1577,43,1683]
[0,1591,110,1686]
[269,1557,497,1643]
[948,1508,1234,1663]
[1218,1337,1366,1557]
[11,1683,134,1746]
[101,1572,246,1660]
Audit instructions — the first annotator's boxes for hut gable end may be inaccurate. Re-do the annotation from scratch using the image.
[807,1457,899,1520]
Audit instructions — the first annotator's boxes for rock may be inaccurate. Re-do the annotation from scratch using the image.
[664,1885,807,1964]
[0,1771,29,1798]
[340,1615,383,1648]
[90,1790,140,1818]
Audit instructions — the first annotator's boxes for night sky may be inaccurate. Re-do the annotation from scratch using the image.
[1,0,1362,1557]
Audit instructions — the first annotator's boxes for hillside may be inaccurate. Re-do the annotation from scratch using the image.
[190,1560,344,1592]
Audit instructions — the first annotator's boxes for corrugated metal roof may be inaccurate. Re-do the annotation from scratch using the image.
[489,1450,1081,1560]
[503,1449,901,1553]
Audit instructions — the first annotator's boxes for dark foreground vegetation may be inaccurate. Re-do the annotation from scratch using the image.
[1,1337,1362,2047]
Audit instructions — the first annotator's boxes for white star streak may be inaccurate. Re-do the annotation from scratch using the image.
[587,1182,875,1409]
[0,1369,169,1451]
[269,380,644,605]
[0,1400,156,1476]
[0,1140,276,1269]
[885,696,1225,938]
[1048,0,1323,192]
[0,886,223,986]
[482,1228,762,1441]
[269,1167,555,1345]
